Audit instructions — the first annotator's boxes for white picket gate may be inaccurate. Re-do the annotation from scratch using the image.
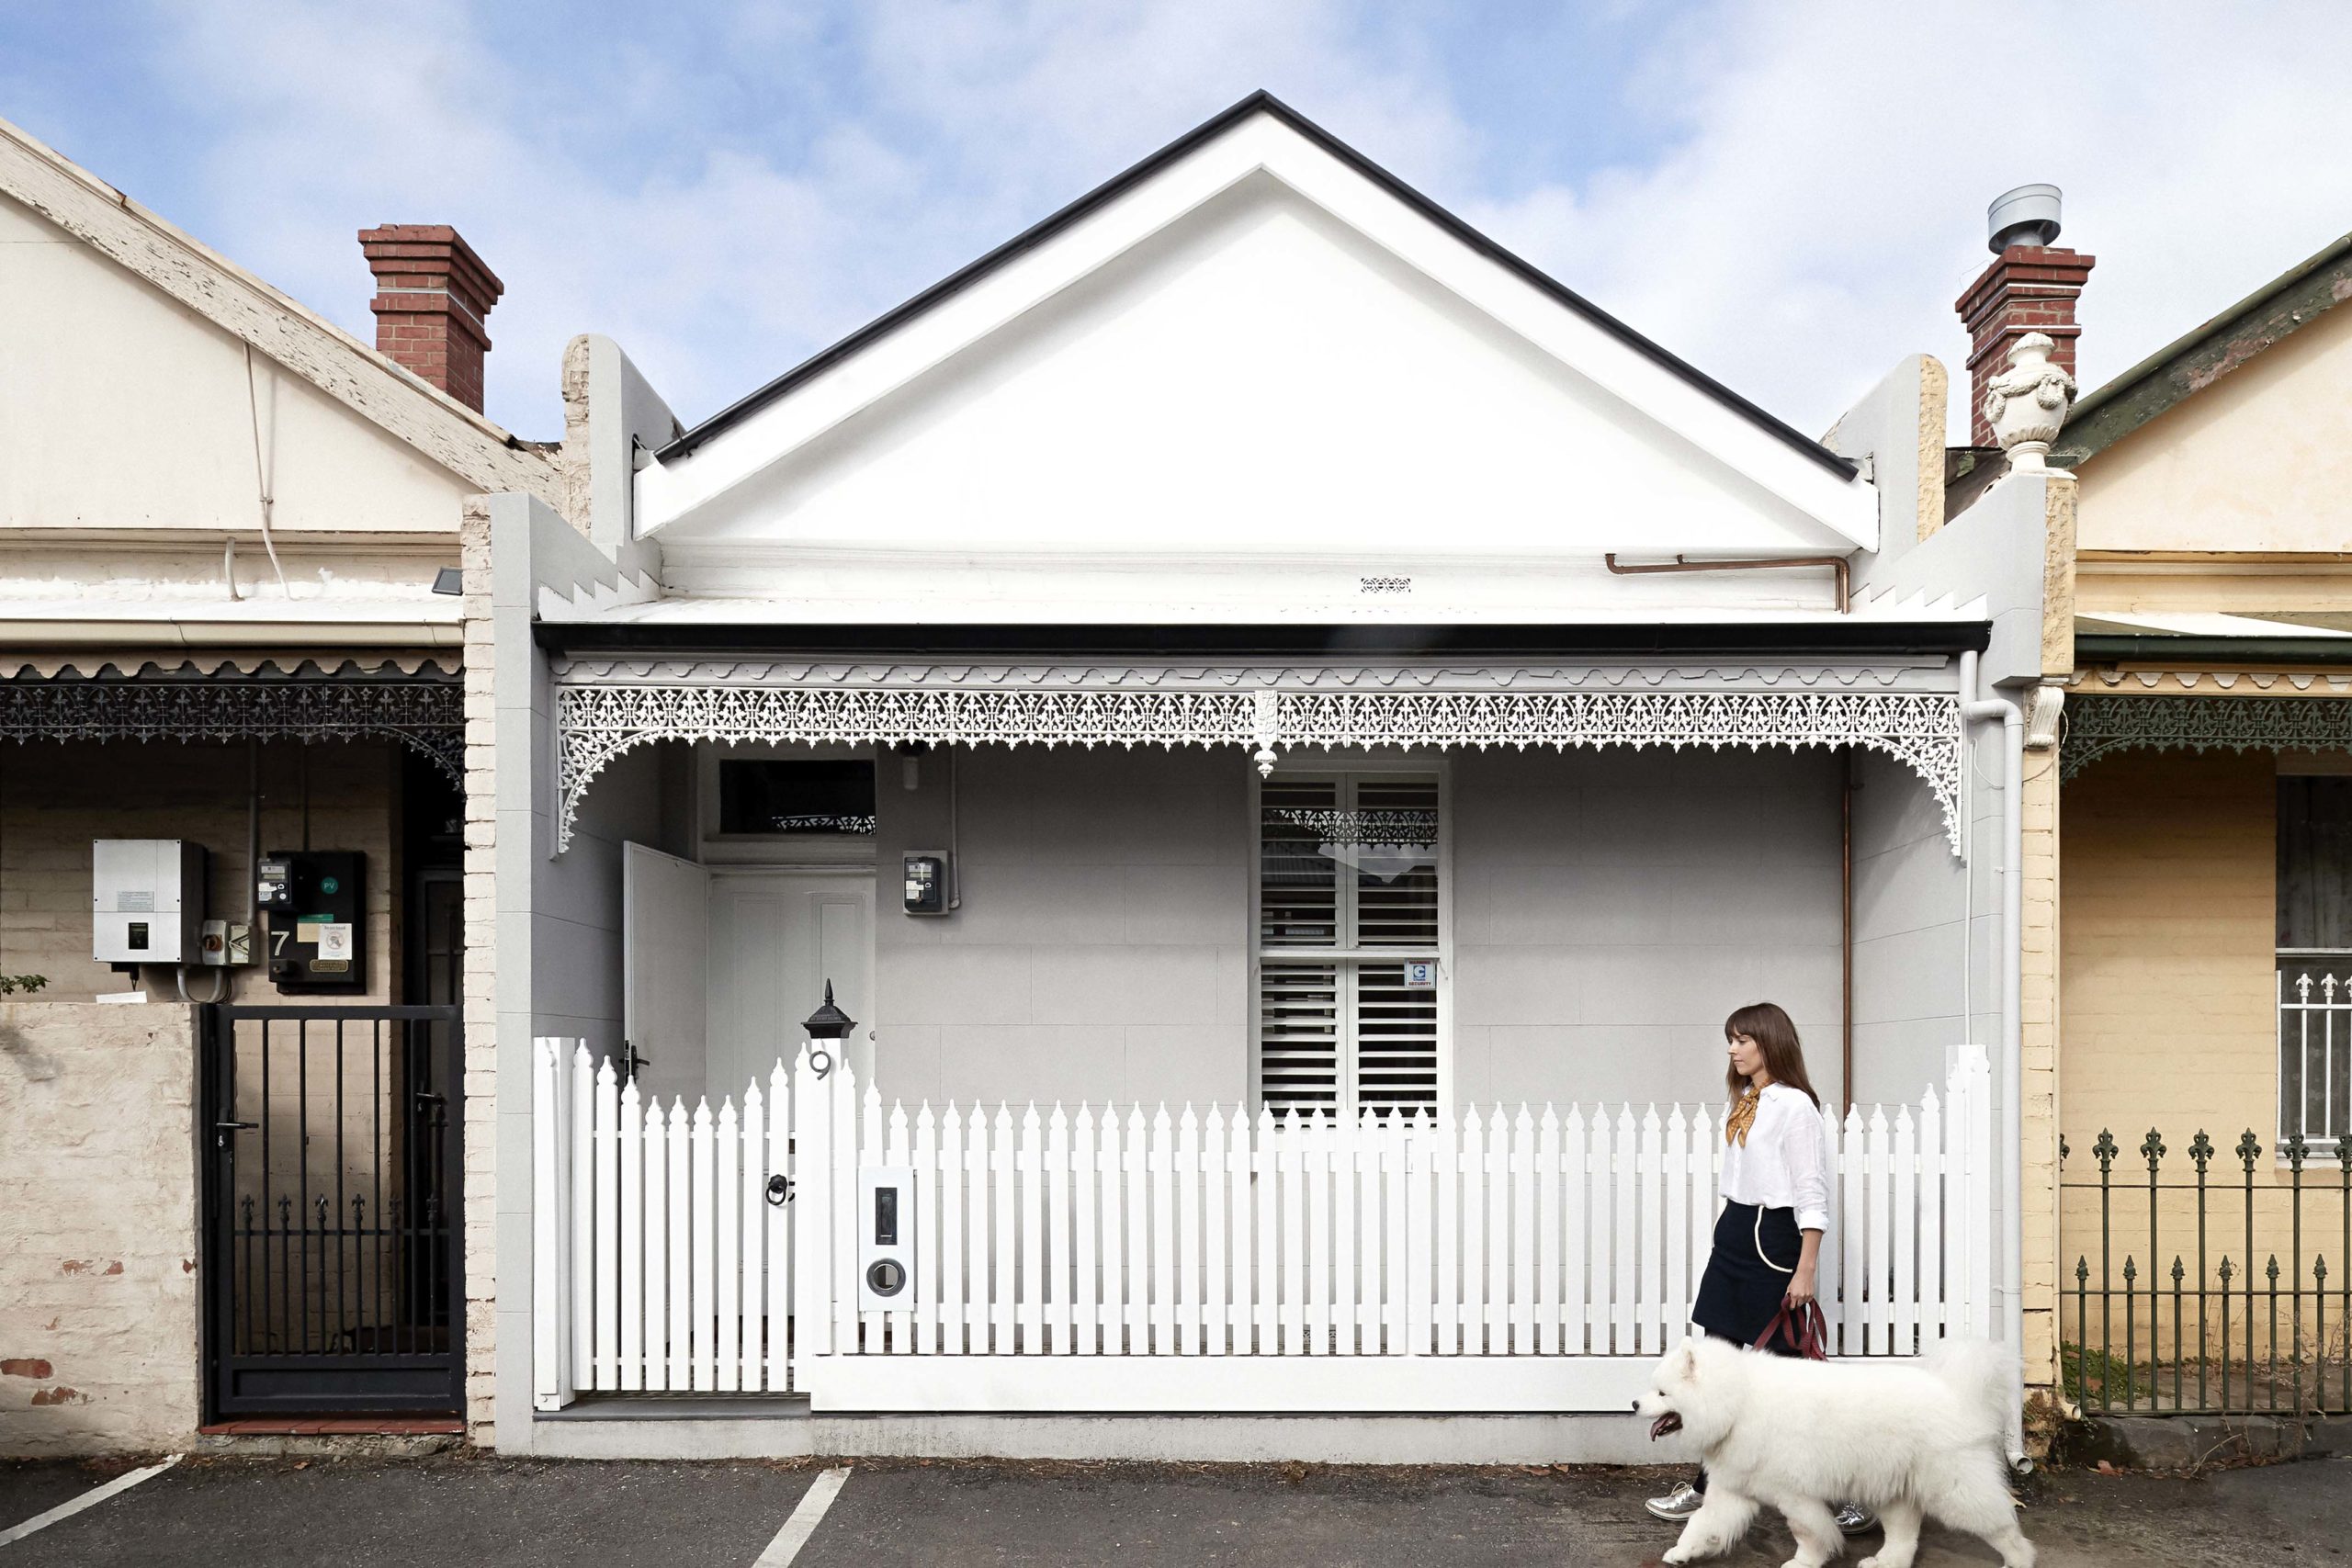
[533,1041,1995,1413]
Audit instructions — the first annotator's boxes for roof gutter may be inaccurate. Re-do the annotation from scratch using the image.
[2075,634,2352,666]
[532,618,1982,659]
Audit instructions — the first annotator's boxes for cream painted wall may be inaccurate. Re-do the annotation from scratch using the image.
[0,191,475,536]
[2059,749,2275,1150]
[2076,303,2352,556]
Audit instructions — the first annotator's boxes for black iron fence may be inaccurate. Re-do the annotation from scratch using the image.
[2062,1128,2352,1416]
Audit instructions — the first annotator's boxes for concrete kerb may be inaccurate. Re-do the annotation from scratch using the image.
[2063,1411,2352,1472]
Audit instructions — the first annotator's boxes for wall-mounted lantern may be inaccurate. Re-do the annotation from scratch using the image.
[802,979,854,1079]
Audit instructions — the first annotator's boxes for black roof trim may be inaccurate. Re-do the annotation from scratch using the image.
[654,92,1858,480]
[536,620,1981,660]
[2075,634,2352,666]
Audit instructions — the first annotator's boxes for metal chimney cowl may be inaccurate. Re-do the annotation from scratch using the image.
[1986,184,2063,253]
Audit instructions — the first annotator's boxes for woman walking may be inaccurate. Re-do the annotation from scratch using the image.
[1645,1003,1873,1537]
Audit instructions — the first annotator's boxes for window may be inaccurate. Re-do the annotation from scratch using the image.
[717,760,876,837]
[1256,771,1443,1116]
[2278,775,2352,1145]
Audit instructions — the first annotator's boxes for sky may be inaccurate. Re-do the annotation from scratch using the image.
[6,1,2352,443]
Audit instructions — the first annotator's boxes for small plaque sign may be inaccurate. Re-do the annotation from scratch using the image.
[1402,960,1436,989]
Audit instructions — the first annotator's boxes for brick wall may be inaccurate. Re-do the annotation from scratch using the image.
[0,1002,200,1454]
[458,501,499,1442]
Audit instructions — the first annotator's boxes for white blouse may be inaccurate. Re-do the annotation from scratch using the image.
[1719,1082,1832,1232]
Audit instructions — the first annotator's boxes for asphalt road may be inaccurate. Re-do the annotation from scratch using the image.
[5,1453,2349,1566]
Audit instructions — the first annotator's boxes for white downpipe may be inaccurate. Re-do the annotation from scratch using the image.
[1959,649,2027,1466]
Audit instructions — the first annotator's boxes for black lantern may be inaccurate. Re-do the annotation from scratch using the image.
[801,979,854,1079]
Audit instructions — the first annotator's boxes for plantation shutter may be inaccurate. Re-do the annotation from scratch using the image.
[1257,773,1442,1115]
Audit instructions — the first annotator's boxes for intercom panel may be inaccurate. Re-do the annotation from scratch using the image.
[259,850,366,992]
[857,1165,917,1310]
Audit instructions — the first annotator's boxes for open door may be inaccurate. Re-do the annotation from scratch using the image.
[622,842,709,1100]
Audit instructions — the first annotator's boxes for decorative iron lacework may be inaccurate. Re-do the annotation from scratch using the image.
[558,682,1963,854]
[744,814,876,835]
[1265,807,1440,845]
[0,679,464,784]
[2062,693,2352,781]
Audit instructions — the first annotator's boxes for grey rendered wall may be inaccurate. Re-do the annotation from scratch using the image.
[1847,746,1989,1107]
[530,743,662,1052]
[870,745,1250,1111]
[1450,747,1845,1112]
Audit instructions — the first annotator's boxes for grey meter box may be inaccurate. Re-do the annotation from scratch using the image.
[857,1165,916,1310]
[93,840,206,964]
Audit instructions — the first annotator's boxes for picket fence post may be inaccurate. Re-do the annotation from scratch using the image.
[531,1037,575,1411]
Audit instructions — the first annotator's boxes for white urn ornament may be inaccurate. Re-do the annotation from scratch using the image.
[1981,330,2075,471]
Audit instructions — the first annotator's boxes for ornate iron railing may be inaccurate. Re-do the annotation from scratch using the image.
[2062,1127,2352,1416]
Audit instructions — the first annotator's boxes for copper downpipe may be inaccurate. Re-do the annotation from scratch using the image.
[1601,552,1851,613]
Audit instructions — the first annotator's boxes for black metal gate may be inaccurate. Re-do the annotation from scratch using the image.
[200,1005,464,1416]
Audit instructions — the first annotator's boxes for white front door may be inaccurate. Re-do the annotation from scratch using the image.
[707,870,875,1098]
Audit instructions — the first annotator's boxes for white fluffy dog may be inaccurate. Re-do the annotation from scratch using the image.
[1634,1336,2033,1568]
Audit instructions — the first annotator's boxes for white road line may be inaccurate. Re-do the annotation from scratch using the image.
[0,1453,181,1548]
[752,1465,853,1567]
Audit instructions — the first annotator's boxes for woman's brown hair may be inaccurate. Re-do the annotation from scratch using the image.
[1724,1001,1820,1108]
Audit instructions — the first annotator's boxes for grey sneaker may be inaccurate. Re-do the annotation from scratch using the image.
[1646,1483,1705,1522]
[1835,1502,1877,1536]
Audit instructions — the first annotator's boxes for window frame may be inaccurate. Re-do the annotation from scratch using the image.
[2275,764,2352,1159]
[696,742,881,867]
[1247,752,1453,1118]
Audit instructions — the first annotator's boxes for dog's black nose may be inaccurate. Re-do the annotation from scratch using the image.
[1630,1399,1640,1413]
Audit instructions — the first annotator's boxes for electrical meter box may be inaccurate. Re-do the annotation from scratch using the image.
[257,850,366,992]
[857,1165,916,1310]
[92,840,206,964]
[902,851,949,916]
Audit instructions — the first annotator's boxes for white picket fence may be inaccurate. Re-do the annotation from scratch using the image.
[534,1042,1995,1412]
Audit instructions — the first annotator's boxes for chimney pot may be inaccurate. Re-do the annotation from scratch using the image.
[357,224,503,413]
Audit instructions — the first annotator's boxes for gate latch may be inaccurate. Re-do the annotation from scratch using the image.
[765,1174,794,1207]
[214,1120,258,1150]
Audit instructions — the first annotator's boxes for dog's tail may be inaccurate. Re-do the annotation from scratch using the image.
[1924,1337,2018,1447]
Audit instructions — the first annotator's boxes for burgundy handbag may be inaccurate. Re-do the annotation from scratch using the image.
[1752,1298,1829,1359]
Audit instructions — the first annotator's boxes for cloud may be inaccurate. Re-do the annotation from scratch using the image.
[135,0,1481,434]
[1464,0,2352,437]
[105,0,2352,446]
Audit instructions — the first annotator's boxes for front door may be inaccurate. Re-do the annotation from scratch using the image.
[708,870,875,1095]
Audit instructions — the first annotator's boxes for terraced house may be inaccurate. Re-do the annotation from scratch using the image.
[2042,227,2352,1431]
[0,113,564,1452]
[474,96,2059,1462]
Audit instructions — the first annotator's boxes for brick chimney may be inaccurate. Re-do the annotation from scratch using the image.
[1955,191,2094,446]
[357,225,503,412]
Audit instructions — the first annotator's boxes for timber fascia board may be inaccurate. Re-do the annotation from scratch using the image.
[0,115,561,508]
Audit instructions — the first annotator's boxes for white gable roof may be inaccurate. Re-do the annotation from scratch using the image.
[635,96,1875,618]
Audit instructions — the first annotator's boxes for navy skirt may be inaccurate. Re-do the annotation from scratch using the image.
[1690,1200,1806,1352]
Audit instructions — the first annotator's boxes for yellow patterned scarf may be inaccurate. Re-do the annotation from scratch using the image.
[1725,1086,1760,1146]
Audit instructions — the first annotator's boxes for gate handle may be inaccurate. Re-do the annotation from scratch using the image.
[214,1120,257,1150]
